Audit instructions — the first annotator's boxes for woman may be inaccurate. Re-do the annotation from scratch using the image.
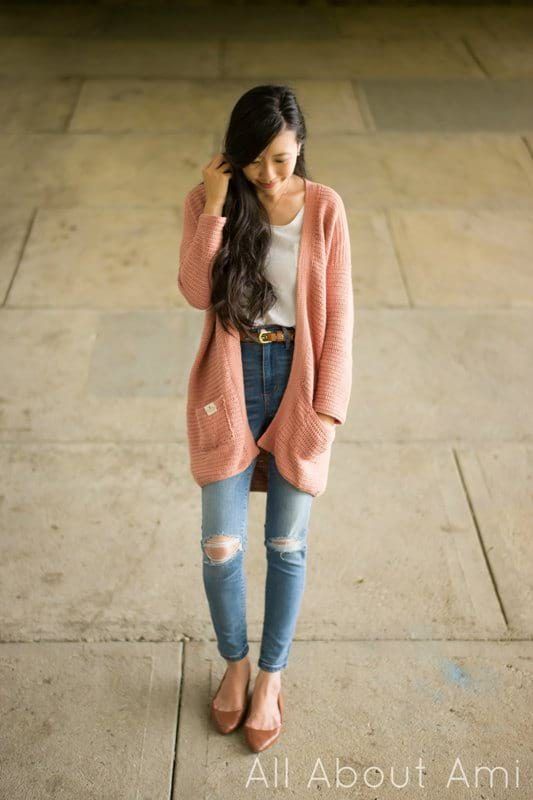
[178,84,354,751]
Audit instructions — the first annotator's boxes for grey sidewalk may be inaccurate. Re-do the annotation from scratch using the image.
[1,1,533,798]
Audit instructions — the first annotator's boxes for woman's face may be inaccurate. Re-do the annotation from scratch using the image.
[241,130,301,196]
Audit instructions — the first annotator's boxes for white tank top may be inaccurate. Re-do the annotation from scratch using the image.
[252,204,305,327]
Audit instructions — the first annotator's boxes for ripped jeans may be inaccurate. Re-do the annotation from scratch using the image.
[200,323,314,673]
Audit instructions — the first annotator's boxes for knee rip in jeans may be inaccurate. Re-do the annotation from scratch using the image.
[267,536,306,561]
[202,534,243,565]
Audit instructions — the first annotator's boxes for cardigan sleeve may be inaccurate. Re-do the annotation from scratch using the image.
[177,188,228,310]
[313,196,354,426]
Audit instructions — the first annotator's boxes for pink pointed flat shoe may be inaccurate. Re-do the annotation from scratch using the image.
[210,668,251,734]
[244,688,284,752]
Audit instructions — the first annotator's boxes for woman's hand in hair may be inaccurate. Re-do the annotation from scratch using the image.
[316,412,336,428]
[202,153,232,215]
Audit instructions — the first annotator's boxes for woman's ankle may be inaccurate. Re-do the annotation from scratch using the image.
[225,654,251,671]
[255,667,282,686]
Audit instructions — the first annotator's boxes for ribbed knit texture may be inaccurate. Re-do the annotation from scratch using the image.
[178,177,354,497]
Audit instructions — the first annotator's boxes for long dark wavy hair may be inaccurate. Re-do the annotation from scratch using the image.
[208,84,310,338]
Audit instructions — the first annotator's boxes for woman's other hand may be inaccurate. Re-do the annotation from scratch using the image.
[202,153,232,215]
[316,412,336,428]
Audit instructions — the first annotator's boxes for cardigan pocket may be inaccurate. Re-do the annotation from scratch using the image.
[306,404,336,459]
[194,393,235,451]
[279,398,336,463]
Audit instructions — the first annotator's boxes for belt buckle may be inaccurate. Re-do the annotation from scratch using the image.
[258,328,270,344]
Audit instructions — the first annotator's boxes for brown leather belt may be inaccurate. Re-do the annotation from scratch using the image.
[239,327,295,344]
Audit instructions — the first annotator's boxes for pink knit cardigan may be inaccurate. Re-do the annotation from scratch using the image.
[178,177,354,497]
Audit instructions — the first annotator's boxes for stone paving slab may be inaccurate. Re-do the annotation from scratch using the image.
[349,309,533,442]
[0,441,202,642]
[467,32,533,78]
[334,4,490,39]
[0,131,212,207]
[70,78,365,134]
[0,35,221,78]
[177,639,533,799]
[0,641,181,800]
[349,209,410,308]
[96,4,338,40]
[0,77,82,132]
[361,78,533,132]
[457,445,533,638]
[480,6,533,38]
[0,441,507,641]
[0,205,33,303]
[6,207,183,309]
[224,37,483,79]
[389,209,533,307]
[0,309,190,442]
[306,133,533,210]
[0,3,110,37]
